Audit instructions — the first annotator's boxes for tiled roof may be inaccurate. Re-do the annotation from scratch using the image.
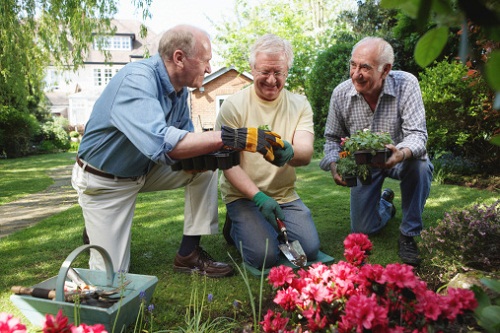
[85,19,159,64]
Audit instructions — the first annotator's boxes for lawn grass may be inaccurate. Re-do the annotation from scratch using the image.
[0,152,498,331]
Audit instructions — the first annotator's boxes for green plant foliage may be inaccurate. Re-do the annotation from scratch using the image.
[381,0,500,106]
[486,50,500,91]
[0,106,40,158]
[420,201,500,287]
[414,26,449,67]
[213,0,357,92]
[419,59,500,172]
[343,129,393,154]
[36,117,71,153]
[472,278,500,333]
[305,41,354,138]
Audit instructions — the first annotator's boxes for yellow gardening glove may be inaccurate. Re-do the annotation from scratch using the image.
[221,126,284,162]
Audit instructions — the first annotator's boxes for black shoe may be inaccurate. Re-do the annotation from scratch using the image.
[173,246,234,278]
[382,188,395,203]
[398,235,421,266]
[382,188,396,218]
[223,214,235,246]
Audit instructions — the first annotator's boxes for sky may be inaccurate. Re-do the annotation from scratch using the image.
[114,0,236,36]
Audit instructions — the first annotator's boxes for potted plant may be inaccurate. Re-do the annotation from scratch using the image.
[343,129,393,165]
[336,153,358,187]
[337,140,373,186]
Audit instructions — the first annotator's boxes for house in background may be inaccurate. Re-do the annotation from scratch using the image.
[44,19,253,133]
[44,19,160,131]
[190,66,253,132]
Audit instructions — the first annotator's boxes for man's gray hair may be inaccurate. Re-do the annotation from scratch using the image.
[249,34,294,69]
[158,25,208,60]
[353,37,394,72]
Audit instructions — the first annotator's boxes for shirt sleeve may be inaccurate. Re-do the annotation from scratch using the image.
[110,71,189,165]
[319,89,344,171]
[396,74,428,158]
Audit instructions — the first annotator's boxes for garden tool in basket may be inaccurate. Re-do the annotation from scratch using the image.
[276,218,307,267]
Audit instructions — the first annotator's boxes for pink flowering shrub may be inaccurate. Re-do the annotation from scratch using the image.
[261,233,478,332]
[0,310,107,333]
[0,312,27,333]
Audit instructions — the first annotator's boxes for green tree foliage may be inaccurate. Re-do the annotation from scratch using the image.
[213,0,356,92]
[381,0,500,106]
[0,106,39,157]
[0,0,151,157]
[305,41,354,138]
[420,59,499,172]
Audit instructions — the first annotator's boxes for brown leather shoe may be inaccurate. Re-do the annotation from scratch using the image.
[173,246,234,277]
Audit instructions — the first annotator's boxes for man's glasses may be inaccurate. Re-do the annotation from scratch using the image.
[255,70,288,79]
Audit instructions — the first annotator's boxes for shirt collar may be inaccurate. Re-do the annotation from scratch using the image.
[154,54,185,99]
[348,71,397,98]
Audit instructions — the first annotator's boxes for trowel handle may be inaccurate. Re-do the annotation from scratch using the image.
[276,218,287,233]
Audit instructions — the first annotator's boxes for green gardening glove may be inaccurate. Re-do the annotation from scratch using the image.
[252,191,285,229]
[221,125,285,162]
[271,140,294,167]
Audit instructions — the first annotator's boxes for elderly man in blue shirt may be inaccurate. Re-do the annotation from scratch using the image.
[72,24,284,276]
[320,37,434,266]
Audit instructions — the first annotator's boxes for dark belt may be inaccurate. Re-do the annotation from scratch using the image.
[76,156,130,179]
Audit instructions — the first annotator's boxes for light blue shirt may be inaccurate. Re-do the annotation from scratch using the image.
[320,70,428,171]
[78,54,192,177]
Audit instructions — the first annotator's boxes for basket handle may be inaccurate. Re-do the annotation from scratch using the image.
[55,245,114,302]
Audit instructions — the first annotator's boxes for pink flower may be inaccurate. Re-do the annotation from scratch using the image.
[0,313,26,333]
[268,265,295,288]
[43,310,70,333]
[260,309,289,333]
[343,294,388,331]
[343,233,372,252]
[274,287,300,311]
[262,234,479,332]
[344,245,368,266]
[70,323,107,333]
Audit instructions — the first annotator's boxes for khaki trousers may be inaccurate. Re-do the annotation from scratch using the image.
[71,162,219,272]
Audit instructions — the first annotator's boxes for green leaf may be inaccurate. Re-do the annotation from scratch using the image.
[380,0,419,18]
[415,26,449,67]
[478,306,500,331]
[472,285,492,310]
[485,50,500,91]
[416,0,432,31]
[480,278,500,293]
[491,134,500,147]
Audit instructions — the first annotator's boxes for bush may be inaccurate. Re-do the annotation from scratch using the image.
[305,41,354,139]
[420,201,500,287]
[0,105,40,158]
[419,59,500,174]
[34,117,71,153]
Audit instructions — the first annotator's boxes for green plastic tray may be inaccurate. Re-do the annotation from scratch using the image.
[243,250,335,277]
[11,245,158,332]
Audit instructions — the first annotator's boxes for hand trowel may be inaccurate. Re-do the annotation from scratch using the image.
[276,218,307,267]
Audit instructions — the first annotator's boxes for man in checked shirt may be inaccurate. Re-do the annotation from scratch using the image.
[320,37,434,266]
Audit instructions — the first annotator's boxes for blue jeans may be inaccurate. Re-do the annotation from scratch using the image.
[226,198,320,268]
[350,157,433,237]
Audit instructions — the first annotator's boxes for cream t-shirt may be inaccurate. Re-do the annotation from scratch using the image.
[215,85,314,204]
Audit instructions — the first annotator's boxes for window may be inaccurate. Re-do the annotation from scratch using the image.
[104,69,113,84]
[94,69,102,86]
[216,95,230,116]
[93,36,132,51]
